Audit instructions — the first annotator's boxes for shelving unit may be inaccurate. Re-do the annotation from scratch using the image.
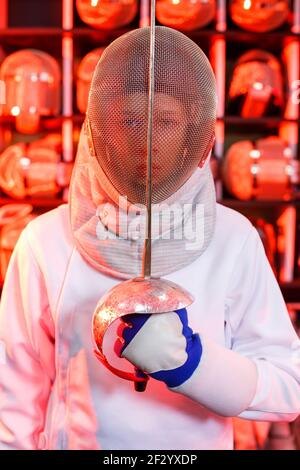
[0,0,299,302]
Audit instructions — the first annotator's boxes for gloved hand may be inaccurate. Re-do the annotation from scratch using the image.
[114,308,202,388]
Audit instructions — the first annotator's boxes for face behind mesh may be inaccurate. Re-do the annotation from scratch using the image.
[87,26,217,205]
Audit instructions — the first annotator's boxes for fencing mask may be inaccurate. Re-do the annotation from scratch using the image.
[76,0,138,30]
[228,50,284,118]
[156,0,216,32]
[0,49,60,134]
[76,47,105,114]
[229,0,290,33]
[70,26,217,278]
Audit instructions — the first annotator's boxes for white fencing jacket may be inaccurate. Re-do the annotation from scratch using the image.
[0,203,299,450]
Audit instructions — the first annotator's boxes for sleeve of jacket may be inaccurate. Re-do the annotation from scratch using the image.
[0,227,55,450]
[171,226,300,421]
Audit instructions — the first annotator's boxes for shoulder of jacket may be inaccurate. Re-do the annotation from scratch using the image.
[23,204,74,261]
[216,203,255,236]
[215,203,259,254]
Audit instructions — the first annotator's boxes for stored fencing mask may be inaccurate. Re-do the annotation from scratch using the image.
[0,49,60,134]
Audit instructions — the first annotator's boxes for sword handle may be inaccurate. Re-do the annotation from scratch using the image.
[134,368,149,392]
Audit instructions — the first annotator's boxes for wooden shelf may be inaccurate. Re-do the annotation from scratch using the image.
[0,27,63,54]
[225,29,300,42]
[0,27,62,36]
[220,199,300,209]
[0,197,65,209]
[0,115,81,131]
[73,26,132,37]
[222,116,300,125]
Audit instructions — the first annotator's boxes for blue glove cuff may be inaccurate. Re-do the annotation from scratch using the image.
[151,332,202,388]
